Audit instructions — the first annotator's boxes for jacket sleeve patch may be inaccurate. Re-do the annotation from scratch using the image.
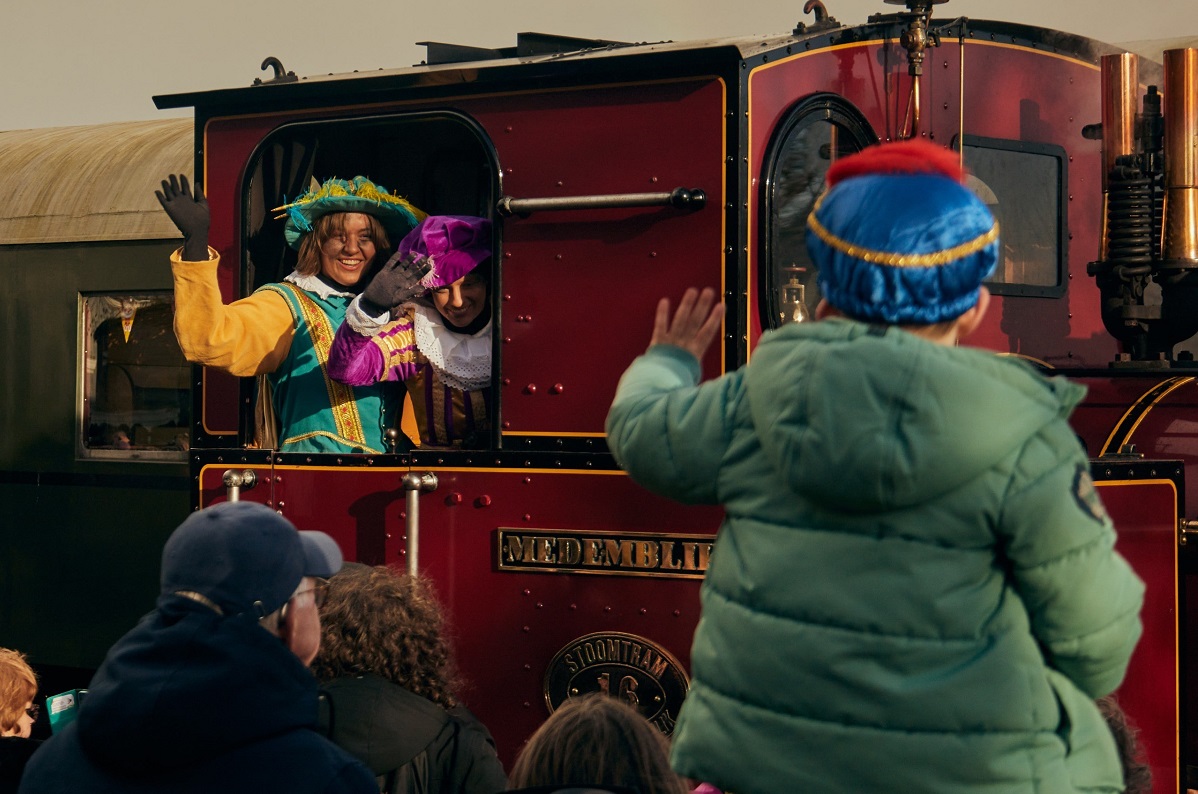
[1073,464,1109,525]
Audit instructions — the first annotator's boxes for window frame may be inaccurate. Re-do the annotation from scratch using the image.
[77,290,190,462]
[759,93,877,331]
[954,134,1069,299]
[235,110,502,452]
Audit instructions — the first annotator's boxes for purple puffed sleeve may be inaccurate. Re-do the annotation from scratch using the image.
[328,323,387,385]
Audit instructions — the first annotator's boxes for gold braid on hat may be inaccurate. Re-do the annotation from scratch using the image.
[806,192,999,268]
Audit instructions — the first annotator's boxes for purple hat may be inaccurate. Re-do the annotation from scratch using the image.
[396,215,492,292]
[160,502,343,618]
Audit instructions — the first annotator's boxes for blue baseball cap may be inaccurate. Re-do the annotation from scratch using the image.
[160,502,342,618]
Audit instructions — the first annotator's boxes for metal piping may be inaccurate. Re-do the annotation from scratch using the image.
[402,472,438,576]
[1099,53,1140,262]
[1162,49,1198,265]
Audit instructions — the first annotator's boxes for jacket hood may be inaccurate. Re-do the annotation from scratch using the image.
[745,319,1085,511]
[322,674,447,774]
[74,596,321,776]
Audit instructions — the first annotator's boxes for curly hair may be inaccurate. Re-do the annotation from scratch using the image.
[295,212,391,277]
[1097,695,1152,794]
[311,564,460,709]
[0,648,37,735]
[508,693,689,794]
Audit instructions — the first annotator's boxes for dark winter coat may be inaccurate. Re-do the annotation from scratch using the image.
[0,737,40,794]
[17,596,376,794]
[322,674,506,794]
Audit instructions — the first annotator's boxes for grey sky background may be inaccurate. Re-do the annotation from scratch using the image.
[2,0,1191,131]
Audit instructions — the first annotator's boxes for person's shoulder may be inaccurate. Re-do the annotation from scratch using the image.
[257,728,378,793]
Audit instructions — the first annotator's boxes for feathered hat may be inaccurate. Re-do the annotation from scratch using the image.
[805,139,999,324]
[397,215,493,292]
[275,176,426,250]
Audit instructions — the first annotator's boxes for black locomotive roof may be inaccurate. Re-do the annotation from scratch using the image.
[153,16,1127,115]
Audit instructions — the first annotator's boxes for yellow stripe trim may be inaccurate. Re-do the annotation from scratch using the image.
[267,284,374,451]
[1099,376,1195,456]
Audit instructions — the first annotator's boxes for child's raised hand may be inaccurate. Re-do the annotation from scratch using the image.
[650,287,725,360]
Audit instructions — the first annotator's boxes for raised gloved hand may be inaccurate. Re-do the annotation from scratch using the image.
[155,174,210,261]
[359,252,434,315]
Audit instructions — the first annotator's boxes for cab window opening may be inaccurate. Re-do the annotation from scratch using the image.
[239,113,501,453]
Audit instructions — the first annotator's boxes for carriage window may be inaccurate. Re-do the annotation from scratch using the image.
[80,293,190,460]
[958,136,1067,297]
[763,95,876,329]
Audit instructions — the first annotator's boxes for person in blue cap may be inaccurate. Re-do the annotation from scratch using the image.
[18,502,377,794]
[605,139,1145,794]
[156,174,425,454]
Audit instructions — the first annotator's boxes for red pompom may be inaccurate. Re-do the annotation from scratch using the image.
[826,139,964,187]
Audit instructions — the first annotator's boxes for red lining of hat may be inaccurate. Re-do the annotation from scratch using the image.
[826,139,965,187]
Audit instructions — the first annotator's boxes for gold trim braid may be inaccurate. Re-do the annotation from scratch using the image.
[806,193,1000,268]
[267,284,372,450]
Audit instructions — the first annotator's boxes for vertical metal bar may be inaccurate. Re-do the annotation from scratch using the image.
[958,33,965,172]
[404,478,420,575]
[401,472,439,577]
[222,469,257,503]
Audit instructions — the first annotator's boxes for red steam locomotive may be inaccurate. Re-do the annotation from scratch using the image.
[8,0,1191,787]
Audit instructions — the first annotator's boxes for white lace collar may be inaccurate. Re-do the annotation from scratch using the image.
[284,271,355,300]
[411,304,492,391]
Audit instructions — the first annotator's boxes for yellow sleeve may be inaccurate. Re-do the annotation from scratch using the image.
[170,247,296,377]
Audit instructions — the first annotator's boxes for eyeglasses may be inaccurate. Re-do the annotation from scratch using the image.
[294,578,330,609]
[25,703,40,721]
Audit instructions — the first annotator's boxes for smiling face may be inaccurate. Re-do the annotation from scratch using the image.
[431,270,488,327]
[318,213,378,287]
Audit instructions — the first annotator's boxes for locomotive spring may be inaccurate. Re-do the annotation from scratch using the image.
[1102,166,1156,276]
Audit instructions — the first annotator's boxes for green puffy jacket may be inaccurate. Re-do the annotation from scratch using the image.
[605,318,1144,794]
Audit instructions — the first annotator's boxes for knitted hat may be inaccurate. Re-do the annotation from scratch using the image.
[160,502,343,618]
[805,139,999,324]
[275,176,426,250]
[396,215,493,292]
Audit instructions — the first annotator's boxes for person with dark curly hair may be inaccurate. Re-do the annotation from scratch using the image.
[506,693,688,794]
[1096,697,1152,794]
[312,564,505,794]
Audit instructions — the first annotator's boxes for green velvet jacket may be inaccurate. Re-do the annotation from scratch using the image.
[605,318,1145,794]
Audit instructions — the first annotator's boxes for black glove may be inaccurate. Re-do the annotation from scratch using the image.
[360,252,434,315]
[155,174,210,261]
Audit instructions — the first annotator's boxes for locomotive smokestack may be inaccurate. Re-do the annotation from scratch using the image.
[1162,48,1198,265]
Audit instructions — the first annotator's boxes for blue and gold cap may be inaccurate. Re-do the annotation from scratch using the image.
[805,139,999,325]
[274,176,426,250]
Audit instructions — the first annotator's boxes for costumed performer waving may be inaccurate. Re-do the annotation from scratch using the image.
[156,175,425,454]
[328,215,492,449]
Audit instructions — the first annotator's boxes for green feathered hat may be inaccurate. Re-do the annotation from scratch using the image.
[274,176,426,250]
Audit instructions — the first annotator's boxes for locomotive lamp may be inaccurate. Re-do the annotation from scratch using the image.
[780,266,812,325]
